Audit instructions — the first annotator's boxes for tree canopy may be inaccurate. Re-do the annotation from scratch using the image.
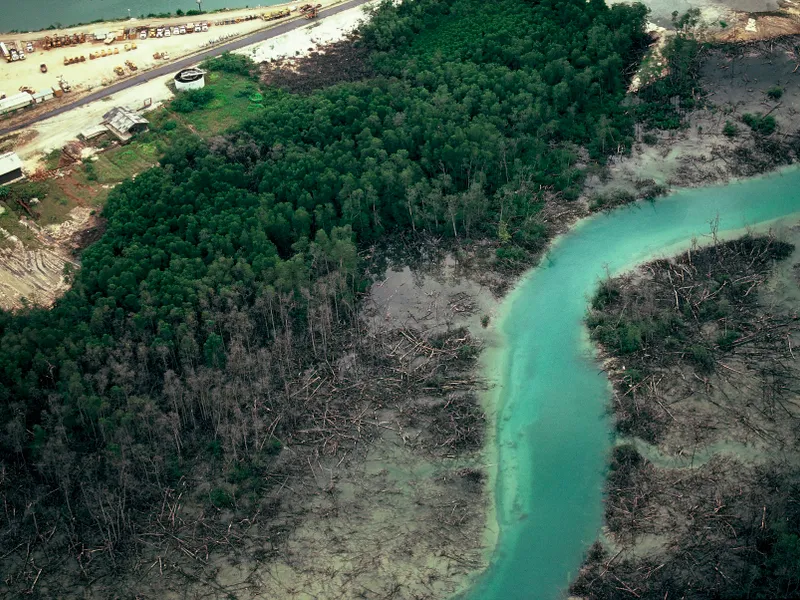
[0,0,650,582]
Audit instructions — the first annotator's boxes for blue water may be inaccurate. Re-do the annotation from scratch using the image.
[467,168,800,600]
[3,0,284,33]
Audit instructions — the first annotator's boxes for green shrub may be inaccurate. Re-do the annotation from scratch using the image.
[592,279,621,310]
[716,330,740,351]
[171,88,216,113]
[496,245,528,263]
[82,161,97,181]
[512,221,547,251]
[202,52,255,77]
[642,132,658,145]
[688,344,714,373]
[617,322,643,354]
[227,463,255,485]
[723,120,738,137]
[742,113,777,136]
[207,439,223,458]
[162,119,178,131]
[264,437,282,456]
[209,487,234,509]
[766,86,784,101]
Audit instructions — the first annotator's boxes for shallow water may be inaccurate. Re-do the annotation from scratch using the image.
[466,168,800,600]
[3,0,284,33]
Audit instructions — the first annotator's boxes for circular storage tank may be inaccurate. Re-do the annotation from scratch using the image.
[174,68,206,91]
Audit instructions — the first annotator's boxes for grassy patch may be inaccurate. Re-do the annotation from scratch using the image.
[33,182,74,225]
[172,71,263,136]
[44,149,63,171]
[90,143,159,184]
[0,202,40,248]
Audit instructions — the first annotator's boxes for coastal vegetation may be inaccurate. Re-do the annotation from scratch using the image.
[576,234,800,599]
[1,0,653,593]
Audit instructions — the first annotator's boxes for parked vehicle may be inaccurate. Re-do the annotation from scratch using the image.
[40,63,47,73]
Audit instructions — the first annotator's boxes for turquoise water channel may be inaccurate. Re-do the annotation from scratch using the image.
[466,169,800,600]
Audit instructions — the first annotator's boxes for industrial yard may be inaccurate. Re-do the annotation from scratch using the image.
[0,0,375,311]
[0,1,333,122]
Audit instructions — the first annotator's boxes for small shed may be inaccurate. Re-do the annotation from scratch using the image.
[0,152,24,186]
[32,88,54,104]
[102,106,149,142]
[0,92,33,115]
[80,124,109,141]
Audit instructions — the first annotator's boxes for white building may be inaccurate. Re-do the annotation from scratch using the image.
[32,88,54,104]
[0,152,24,186]
[0,92,33,115]
[174,68,206,91]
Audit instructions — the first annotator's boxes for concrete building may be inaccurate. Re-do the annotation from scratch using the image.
[174,68,206,91]
[102,106,149,142]
[0,92,33,115]
[0,152,24,186]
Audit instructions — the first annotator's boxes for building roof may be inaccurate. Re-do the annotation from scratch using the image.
[0,92,33,113]
[32,89,54,100]
[102,106,148,133]
[80,124,109,140]
[0,152,23,177]
[175,68,205,83]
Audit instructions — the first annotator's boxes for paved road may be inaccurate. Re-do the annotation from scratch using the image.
[0,0,371,138]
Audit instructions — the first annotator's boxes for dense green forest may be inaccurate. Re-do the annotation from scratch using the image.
[0,0,649,585]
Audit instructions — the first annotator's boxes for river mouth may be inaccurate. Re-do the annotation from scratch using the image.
[467,167,800,600]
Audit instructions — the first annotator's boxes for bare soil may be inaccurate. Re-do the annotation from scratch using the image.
[260,37,374,93]
[590,36,800,199]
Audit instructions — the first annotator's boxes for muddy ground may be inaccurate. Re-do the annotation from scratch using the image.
[589,36,800,199]
[2,241,504,600]
[572,226,800,599]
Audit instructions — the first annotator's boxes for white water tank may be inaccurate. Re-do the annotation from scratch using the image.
[174,68,206,91]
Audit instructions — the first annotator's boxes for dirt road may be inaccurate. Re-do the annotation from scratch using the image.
[0,0,371,138]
